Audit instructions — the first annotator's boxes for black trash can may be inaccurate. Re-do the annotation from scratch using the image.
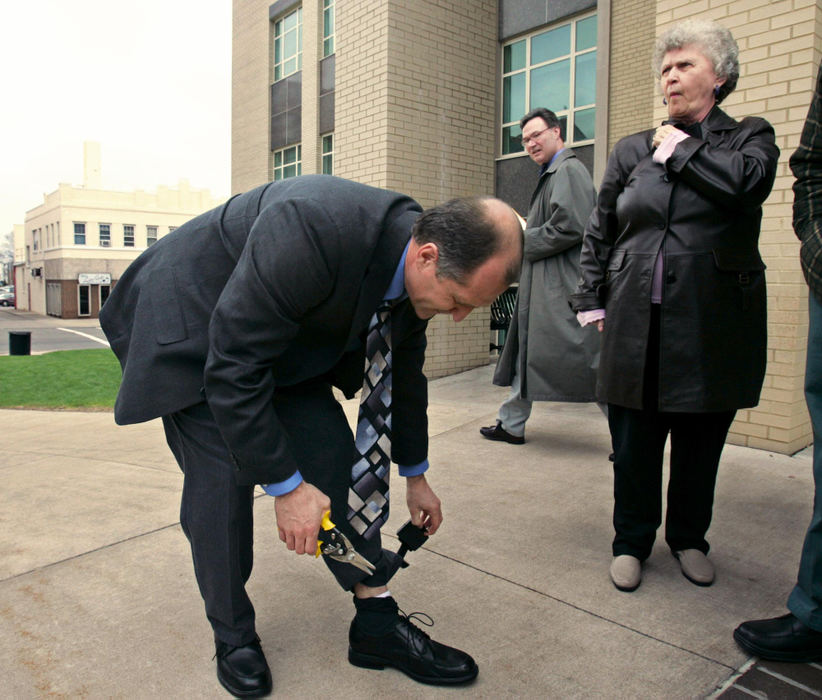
[9,331,31,356]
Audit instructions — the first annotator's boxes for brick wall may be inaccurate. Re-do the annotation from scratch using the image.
[232,0,272,194]
[609,0,657,148]
[335,0,499,378]
[652,0,822,453]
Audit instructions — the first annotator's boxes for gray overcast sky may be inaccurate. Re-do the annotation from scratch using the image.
[0,0,232,240]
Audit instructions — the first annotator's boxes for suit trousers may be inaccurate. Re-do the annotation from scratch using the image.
[608,305,736,560]
[787,294,822,631]
[162,380,401,647]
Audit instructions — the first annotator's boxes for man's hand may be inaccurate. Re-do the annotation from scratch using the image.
[405,474,443,535]
[274,481,331,554]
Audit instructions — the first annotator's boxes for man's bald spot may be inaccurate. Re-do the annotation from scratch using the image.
[480,197,524,285]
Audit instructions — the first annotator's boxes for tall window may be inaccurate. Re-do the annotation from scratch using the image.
[274,7,302,82]
[322,134,333,174]
[74,222,86,245]
[273,145,302,180]
[124,224,135,247]
[99,223,111,246]
[323,0,335,57]
[501,13,597,155]
[146,225,158,246]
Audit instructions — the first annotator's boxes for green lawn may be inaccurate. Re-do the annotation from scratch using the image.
[0,349,121,410]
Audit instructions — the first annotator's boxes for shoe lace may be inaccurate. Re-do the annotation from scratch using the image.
[398,609,435,652]
[213,635,260,661]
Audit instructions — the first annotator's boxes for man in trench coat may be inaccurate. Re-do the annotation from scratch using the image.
[481,108,601,445]
[100,175,523,696]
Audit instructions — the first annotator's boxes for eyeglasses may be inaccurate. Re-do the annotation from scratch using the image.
[520,127,552,146]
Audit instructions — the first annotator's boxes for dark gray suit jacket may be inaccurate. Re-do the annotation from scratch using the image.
[100,175,428,485]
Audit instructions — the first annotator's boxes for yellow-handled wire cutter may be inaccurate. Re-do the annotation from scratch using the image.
[315,510,376,574]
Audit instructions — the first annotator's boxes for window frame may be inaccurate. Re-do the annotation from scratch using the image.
[146,225,158,246]
[322,0,335,58]
[74,222,86,245]
[123,224,135,248]
[499,11,597,158]
[273,144,303,180]
[321,133,333,175]
[273,6,303,82]
[99,223,111,247]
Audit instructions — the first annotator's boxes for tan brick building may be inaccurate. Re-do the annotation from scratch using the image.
[19,143,222,319]
[231,0,822,454]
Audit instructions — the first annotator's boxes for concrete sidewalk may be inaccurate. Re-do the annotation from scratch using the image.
[0,363,819,698]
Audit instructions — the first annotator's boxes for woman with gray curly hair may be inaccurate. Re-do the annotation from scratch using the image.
[571,20,779,593]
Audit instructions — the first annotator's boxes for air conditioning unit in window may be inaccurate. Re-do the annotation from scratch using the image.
[100,240,111,247]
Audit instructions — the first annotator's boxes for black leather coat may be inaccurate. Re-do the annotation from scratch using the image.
[571,106,779,411]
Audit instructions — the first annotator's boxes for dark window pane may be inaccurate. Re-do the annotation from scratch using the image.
[575,50,596,106]
[503,73,525,123]
[502,125,523,155]
[574,108,595,141]
[504,40,525,72]
[284,10,298,32]
[531,25,570,64]
[530,59,570,111]
[576,16,597,51]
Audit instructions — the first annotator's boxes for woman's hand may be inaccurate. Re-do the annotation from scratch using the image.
[653,123,681,149]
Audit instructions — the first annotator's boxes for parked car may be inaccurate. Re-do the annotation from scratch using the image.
[0,291,15,307]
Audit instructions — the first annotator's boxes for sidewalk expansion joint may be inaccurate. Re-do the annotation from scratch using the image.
[393,538,736,673]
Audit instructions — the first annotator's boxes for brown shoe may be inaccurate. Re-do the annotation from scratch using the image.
[479,421,524,445]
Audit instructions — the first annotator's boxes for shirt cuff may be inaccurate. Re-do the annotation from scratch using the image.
[577,309,606,327]
[652,129,689,165]
[398,460,429,477]
[262,471,304,496]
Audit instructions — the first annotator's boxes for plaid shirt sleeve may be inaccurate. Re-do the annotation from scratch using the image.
[791,61,822,301]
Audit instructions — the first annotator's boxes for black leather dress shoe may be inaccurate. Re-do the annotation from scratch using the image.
[348,611,478,685]
[479,421,525,444]
[215,637,272,697]
[734,613,822,662]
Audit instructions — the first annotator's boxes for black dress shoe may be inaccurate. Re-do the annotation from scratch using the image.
[215,637,272,697]
[348,611,478,685]
[479,421,524,444]
[734,613,822,662]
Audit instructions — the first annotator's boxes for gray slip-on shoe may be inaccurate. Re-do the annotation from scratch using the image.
[674,549,714,586]
[610,555,641,592]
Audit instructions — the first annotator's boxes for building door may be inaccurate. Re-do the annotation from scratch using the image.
[46,282,62,316]
[78,285,90,317]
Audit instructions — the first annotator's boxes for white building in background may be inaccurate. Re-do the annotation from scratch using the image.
[17,142,223,318]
